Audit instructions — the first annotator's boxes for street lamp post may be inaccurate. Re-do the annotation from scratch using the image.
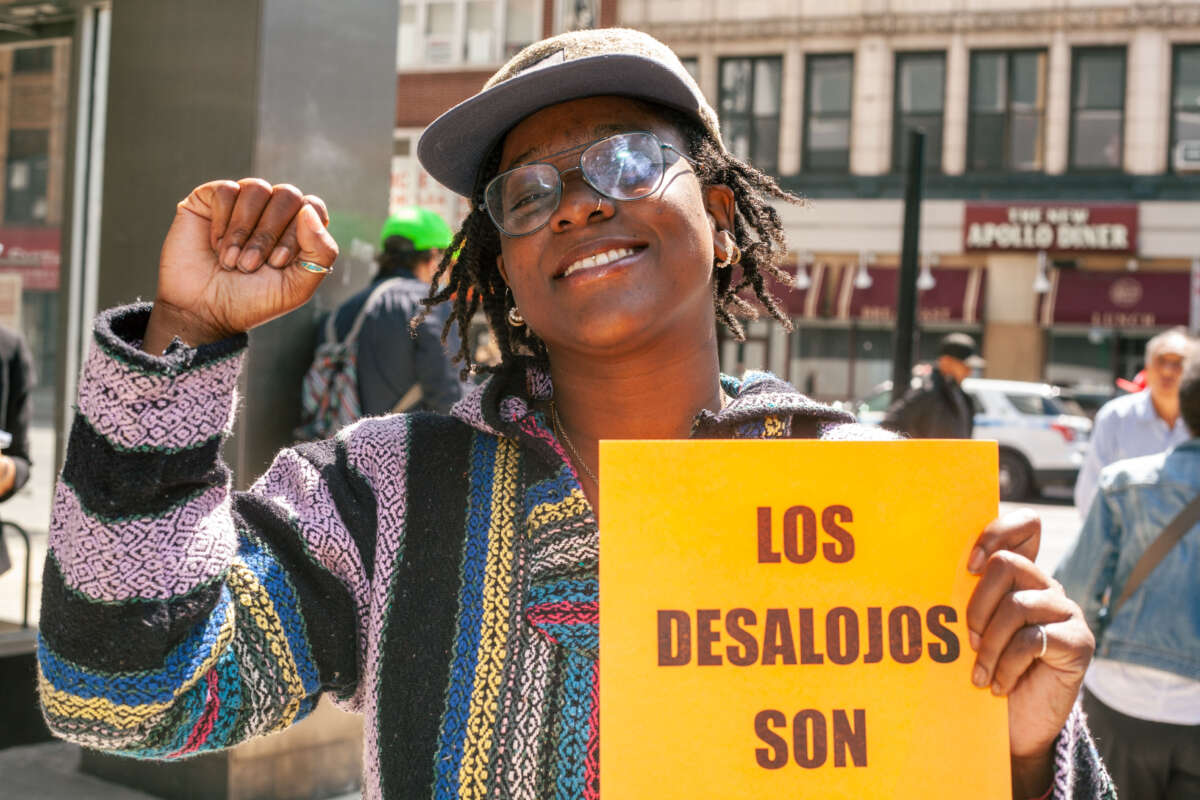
[891,129,926,400]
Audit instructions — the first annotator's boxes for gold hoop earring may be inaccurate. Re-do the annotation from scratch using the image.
[505,288,525,327]
[716,230,741,269]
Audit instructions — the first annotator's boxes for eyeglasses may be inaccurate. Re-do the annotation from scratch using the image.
[481,131,695,237]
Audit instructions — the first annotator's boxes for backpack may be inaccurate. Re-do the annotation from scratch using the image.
[294,280,399,442]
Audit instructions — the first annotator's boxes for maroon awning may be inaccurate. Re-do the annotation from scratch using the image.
[1037,269,1191,328]
[835,265,986,324]
[741,260,829,319]
[0,226,60,291]
[774,261,829,318]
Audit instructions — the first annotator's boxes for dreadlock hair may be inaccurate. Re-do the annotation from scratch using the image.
[417,103,802,379]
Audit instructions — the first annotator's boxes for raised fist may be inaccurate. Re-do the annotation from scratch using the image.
[144,178,339,354]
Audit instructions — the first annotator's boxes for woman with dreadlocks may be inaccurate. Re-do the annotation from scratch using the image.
[39,28,1111,800]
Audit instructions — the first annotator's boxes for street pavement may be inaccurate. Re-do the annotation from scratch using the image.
[1001,486,1084,576]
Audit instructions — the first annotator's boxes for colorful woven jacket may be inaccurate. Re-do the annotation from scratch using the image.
[39,305,1114,800]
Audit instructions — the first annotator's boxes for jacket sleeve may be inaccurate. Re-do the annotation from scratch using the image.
[0,328,34,501]
[1047,703,1117,799]
[881,386,929,438]
[1054,476,1121,637]
[38,305,375,758]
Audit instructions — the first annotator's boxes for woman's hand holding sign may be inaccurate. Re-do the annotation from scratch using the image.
[144,178,338,355]
[967,509,1095,798]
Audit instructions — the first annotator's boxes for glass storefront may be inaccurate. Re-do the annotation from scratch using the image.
[0,37,70,630]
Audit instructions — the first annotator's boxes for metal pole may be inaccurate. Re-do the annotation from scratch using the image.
[891,129,926,398]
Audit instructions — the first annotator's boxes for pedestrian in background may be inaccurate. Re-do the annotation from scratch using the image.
[0,322,32,578]
[1074,327,1193,512]
[882,331,982,439]
[1055,342,1200,799]
[331,206,466,416]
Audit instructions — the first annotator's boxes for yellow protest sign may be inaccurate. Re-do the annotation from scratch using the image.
[599,440,1009,799]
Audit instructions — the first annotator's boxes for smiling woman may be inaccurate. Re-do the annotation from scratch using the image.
[37,26,1114,800]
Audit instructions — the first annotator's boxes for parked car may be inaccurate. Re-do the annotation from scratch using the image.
[853,378,1092,501]
[1054,384,1123,421]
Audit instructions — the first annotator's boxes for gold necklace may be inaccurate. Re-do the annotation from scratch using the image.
[550,400,599,486]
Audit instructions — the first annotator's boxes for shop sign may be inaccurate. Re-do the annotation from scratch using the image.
[601,440,1009,799]
[1038,269,1190,328]
[963,203,1137,254]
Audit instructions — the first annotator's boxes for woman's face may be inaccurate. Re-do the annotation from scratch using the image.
[495,96,734,361]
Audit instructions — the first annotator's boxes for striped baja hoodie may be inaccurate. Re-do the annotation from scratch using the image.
[38,305,1114,799]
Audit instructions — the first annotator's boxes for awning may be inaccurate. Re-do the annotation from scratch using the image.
[1037,269,1191,328]
[774,260,829,318]
[0,227,60,291]
[742,259,830,319]
[834,265,986,325]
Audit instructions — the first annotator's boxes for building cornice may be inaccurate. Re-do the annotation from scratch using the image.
[637,3,1200,42]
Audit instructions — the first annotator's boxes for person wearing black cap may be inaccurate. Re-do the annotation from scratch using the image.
[883,332,985,439]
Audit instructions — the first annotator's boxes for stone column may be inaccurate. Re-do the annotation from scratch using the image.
[850,35,892,176]
[79,1,396,797]
[1044,31,1071,175]
[1124,28,1170,175]
[982,253,1045,382]
[942,33,968,176]
[92,0,396,486]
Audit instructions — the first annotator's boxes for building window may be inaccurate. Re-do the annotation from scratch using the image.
[680,57,699,82]
[557,0,597,31]
[893,52,945,172]
[13,45,53,74]
[1070,47,1126,171]
[1170,45,1200,172]
[803,54,853,173]
[398,0,539,67]
[5,129,49,224]
[967,50,1046,172]
[719,56,782,174]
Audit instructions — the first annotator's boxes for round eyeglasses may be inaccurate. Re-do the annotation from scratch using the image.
[481,131,695,238]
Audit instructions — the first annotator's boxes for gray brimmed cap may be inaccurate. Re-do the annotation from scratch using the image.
[417,28,724,198]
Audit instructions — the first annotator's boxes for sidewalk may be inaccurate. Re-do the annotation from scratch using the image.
[0,741,363,800]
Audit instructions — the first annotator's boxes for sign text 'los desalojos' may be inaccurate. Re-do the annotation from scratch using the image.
[600,440,1009,799]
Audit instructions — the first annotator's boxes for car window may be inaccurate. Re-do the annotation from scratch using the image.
[865,390,892,412]
[1004,393,1044,416]
[1004,393,1063,416]
[1041,395,1066,415]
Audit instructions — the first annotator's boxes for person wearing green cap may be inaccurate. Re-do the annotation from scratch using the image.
[323,206,465,416]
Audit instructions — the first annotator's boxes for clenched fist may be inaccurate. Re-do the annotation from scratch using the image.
[143,178,339,355]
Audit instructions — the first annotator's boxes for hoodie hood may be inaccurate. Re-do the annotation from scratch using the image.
[448,363,867,460]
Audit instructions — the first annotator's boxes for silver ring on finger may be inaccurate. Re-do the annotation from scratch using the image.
[296,260,332,274]
[1036,624,1048,659]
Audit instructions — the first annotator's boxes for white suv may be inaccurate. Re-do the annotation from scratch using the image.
[853,378,1092,501]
